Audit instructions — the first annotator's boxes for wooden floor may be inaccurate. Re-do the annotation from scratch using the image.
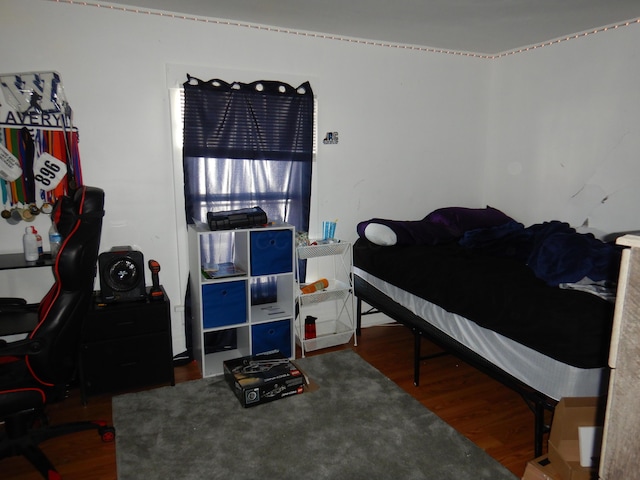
[2,323,544,479]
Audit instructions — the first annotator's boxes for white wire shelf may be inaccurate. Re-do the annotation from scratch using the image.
[296,320,354,352]
[297,242,350,259]
[297,280,351,306]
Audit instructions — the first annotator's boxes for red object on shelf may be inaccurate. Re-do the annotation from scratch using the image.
[304,316,317,339]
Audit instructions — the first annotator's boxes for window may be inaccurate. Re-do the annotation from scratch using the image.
[182,76,314,234]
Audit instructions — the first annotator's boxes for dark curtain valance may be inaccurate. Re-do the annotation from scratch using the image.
[182,75,314,161]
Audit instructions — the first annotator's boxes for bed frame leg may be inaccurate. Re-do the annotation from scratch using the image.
[413,329,421,386]
[534,400,545,457]
[519,392,555,458]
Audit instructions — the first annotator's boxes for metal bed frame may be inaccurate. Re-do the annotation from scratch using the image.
[354,274,556,457]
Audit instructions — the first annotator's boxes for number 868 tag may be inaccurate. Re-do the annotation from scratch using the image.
[34,153,67,192]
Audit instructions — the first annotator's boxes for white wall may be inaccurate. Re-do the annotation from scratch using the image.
[485,23,640,233]
[2,2,638,351]
[0,0,490,351]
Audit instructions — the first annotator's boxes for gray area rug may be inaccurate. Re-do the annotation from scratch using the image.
[113,350,517,479]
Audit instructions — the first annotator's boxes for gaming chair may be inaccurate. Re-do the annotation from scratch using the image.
[0,186,113,479]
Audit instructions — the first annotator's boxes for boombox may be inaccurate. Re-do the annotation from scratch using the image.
[207,206,267,231]
[98,246,147,303]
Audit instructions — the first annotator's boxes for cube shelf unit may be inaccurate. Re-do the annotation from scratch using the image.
[295,241,357,357]
[188,223,295,377]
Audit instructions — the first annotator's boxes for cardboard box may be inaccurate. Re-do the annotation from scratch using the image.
[522,455,562,480]
[548,397,605,480]
[223,350,305,407]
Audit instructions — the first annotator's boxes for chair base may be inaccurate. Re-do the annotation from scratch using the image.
[1,409,115,479]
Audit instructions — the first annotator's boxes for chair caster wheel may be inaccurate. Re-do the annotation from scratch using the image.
[99,426,116,442]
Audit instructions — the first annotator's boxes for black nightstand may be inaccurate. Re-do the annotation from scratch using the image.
[79,286,175,403]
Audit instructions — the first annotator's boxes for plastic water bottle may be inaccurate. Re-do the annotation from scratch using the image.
[49,221,62,258]
[23,226,39,261]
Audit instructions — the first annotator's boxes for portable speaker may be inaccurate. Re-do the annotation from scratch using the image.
[98,247,147,302]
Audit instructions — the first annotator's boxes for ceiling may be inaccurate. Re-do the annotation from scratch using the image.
[106,0,640,55]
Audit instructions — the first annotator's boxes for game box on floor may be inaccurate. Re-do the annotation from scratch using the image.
[223,350,305,407]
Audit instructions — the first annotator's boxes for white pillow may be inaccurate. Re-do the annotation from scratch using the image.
[364,222,397,246]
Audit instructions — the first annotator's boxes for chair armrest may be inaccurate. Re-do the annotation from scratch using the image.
[0,336,46,357]
[0,297,28,306]
[0,301,38,315]
[0,309,39,336]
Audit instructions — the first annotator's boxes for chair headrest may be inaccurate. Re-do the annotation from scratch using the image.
[52,186,105,237]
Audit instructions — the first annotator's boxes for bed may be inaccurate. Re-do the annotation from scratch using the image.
[352,206,621,456]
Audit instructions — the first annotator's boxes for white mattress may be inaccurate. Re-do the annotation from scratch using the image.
[354,267,609,401]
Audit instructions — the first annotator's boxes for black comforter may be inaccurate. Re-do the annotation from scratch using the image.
[353,235,616,369]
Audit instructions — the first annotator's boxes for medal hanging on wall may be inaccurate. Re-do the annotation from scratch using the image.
[0,71,82,222]
[0,125,79,222]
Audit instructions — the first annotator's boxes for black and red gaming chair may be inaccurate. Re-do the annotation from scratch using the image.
[0,186,113,479]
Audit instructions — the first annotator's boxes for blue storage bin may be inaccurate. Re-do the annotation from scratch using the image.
[250,230,292,276]
[251,319,292,357]
[202,281,247,328]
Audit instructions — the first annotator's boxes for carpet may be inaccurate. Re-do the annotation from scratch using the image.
[112,350,517,479]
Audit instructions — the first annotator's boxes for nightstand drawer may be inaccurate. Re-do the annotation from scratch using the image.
[81,332,173,395]
[84,294,169,341]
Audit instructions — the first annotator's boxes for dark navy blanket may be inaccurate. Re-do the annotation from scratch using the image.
[459,221,622,287]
